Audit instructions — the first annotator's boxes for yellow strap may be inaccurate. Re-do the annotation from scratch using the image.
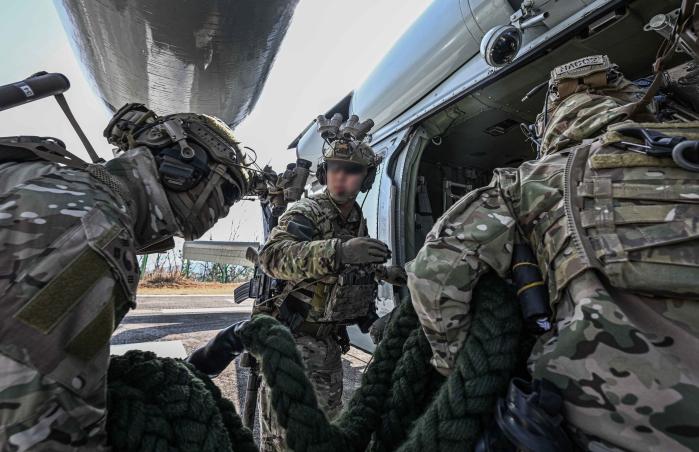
[516,281,545,296]
[512,262,539,270]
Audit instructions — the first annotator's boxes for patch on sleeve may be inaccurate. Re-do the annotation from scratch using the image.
[15,249,110,334]
[286,214,315,241]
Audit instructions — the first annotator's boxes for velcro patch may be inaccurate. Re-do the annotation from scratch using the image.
[65,296,115,361]
[551,55,610,81]
[15,249,110,334]
[287,214,315,241]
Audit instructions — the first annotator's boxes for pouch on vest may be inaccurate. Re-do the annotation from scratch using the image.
[566,121,699,299]
[319,267,378,323]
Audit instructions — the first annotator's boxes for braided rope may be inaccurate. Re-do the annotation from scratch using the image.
[237,272,521,452]
[396,273,521,451]
[107,350,255,452]
[107,273,521,452]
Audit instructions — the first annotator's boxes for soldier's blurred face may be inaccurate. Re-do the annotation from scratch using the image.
[326,161,364,200]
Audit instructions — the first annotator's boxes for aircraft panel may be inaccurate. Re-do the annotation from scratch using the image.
[55,0,298,126]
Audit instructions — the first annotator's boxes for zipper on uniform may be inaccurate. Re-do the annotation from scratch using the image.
[563,147,593,268]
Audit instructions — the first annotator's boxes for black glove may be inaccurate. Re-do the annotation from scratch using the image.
[369,311,393,344]
[339,237,391,265]
[187,320,247,377]
[376,265,407,286]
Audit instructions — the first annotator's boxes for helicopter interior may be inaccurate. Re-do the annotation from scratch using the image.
[401,0,684,262]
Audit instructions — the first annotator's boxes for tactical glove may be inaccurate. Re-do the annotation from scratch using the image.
[369,311,393,345]
[376,265,407,286]
[187,320,247,377]
[338,237,391,265]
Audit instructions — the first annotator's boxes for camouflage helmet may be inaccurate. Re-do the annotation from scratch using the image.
[316,113,381,193]
[536,55,647,155]
[323,139,377,167]
[104,103,253,240]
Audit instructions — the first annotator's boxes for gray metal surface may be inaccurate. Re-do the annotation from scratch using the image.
[55,0,298,126]
[350,0,513,131]
[294,0,615,166]
[183,240,259,266]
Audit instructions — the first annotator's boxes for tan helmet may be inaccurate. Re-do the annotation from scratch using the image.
[315,113,381,193]
[104,103,253,240]
[535,55,646,155]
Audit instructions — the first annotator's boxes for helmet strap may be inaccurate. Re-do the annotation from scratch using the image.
[188,163,227,223]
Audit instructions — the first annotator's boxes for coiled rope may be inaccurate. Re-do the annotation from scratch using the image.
[107,272,523,451]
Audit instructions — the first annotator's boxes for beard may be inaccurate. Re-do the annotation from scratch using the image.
[327,187,358,204]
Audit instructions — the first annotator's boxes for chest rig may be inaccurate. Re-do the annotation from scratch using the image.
[318,214,376,324]
[524,122,699,303]
[286,194,377,324]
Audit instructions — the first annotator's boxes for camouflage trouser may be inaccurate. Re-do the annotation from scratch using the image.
[259,332,343,452]
[0,352,108,451]
[529,271,699,452]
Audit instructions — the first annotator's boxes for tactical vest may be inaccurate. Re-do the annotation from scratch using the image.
[283,194,377,324]
[524,121,699,303]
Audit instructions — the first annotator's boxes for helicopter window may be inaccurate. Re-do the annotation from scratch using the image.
[356,158,384,239]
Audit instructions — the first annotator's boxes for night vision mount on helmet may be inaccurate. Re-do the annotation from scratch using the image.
[315,113,382,193]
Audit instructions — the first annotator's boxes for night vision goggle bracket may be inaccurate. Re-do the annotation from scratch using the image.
[162,119,196,160]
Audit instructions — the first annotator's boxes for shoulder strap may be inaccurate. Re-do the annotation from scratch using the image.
[0,136,89,169]
[54,94,103,164]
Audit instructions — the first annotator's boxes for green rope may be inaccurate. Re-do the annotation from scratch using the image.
[106,273,522,451]
[369,328,444,452]
[395,274,521,451]
[107,350,255,452]
[238,272,522,451]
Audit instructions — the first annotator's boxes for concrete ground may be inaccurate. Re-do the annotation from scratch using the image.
[110,294,372,441]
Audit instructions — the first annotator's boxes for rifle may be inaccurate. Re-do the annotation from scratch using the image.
[233,158,311,428]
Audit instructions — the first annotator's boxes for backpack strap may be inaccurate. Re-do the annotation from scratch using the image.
[0,136,89,169]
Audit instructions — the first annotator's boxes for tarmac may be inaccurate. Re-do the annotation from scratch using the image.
[110,294,372,440]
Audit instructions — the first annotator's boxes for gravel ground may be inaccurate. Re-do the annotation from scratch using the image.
[111,294,372,442]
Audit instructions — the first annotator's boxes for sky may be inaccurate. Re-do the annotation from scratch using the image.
[0,0,432,244]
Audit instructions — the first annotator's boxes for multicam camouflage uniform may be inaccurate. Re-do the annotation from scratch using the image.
[0,105,252,451]
[0,150,177,451]
[407,55,699,451]
[257,189,369,451]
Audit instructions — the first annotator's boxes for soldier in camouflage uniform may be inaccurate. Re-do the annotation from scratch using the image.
[407,55,699,451]
[0,103,254,451]
[257,114,404,451]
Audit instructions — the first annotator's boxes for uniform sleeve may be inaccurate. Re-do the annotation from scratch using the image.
[259,202,340,281]
[405,171,519,376]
